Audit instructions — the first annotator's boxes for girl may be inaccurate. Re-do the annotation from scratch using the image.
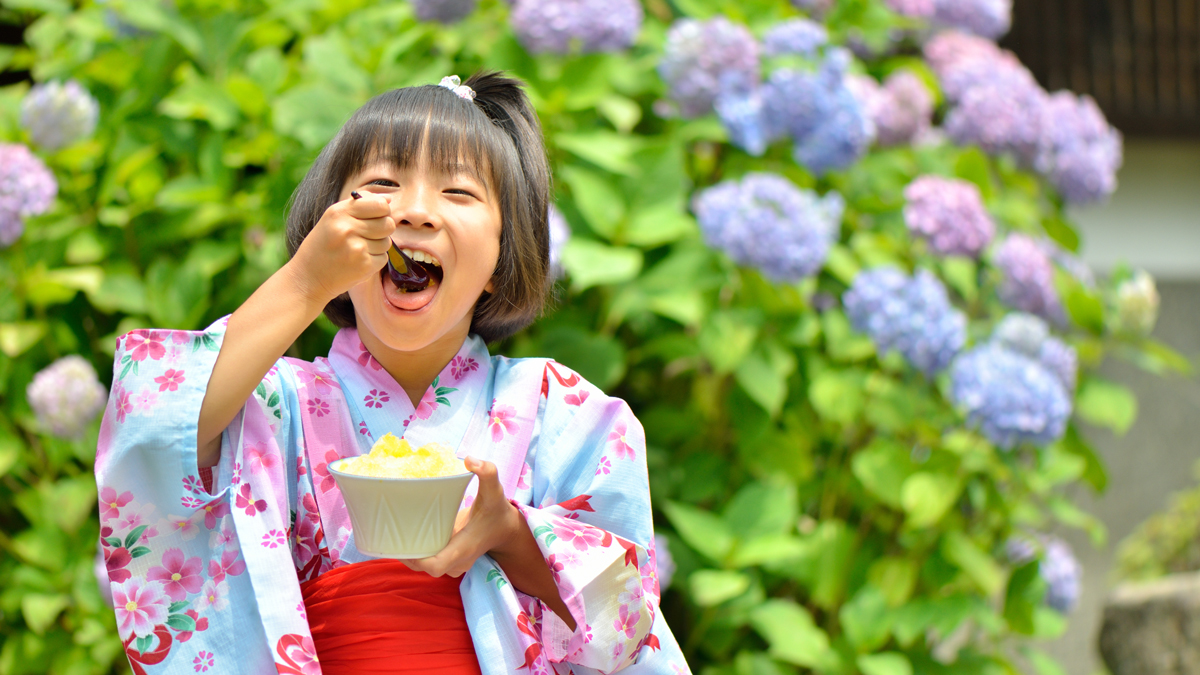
[96,72,689,675]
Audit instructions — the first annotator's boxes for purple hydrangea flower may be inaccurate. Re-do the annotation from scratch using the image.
[0,144,58,247]
[762,18,828,57]
[1114,270,1159,335]
[510,0,642,55]
[548,204,570,279]
[932,0,1012,39]
[715,88,774,156]
[659,17,759,118]
[411,0,476,22]
[950,343,1071,448]
[20,80,99,152]
[992,313,1078,392]
[902,175,995,257]
[793,84,875,175]
[1008,535,1080,612]
[27,355,109,438]
[885,0,935,16]
[850,71,934,147]
[653,533,675,591]
[994,233,1063,322]
[1035,92,1123,205]
[691,172,843,283]
[844,267,967,375]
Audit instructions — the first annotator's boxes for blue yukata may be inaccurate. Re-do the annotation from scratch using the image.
[95,317,690,674]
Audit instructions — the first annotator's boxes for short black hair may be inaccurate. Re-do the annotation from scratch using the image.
[284,71,551,343]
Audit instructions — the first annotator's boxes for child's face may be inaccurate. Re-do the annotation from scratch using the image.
[343,155,501,353]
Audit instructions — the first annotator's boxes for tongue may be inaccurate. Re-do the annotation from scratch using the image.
[382,272,437,311]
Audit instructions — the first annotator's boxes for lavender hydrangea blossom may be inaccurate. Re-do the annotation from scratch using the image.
[950,342,1071,448]
[510,0,642,55]
[27,355,109,438]
[924,30,1029,103]
[1035,92,1123,204]
[20,80,99,152]
[0,143,58,247]
[932,0,1012,39]
[843,267,967,375]
[762,18,828,57]
[902,176,995,257]
[994,233,1063,322]
[992,313,1078,392]
[851,71,934,147]
[715,89,774,156]
[548,204,570,279]
[691,172,843,283]
[411,0,476,23]
[1007,535,1081,612]
[884,0,934,16]
[653,533,675,591]
[659,17,759,118]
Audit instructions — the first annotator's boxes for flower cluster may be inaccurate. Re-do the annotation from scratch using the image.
[762,18,828,57]
[950,342,1071,449]
[411,0,476,23]
[884,0,934,17]
[843,267,966,375]
[658,17,759,118]
[902,175,994,257]
[20,80,99,152]
[932,0,1012,39]
[992,313,1078,392]
[1114,270,1160,336]
[849,70,934,147]
[510,0,642,55]
[0,144,58,247]
[1007,535,1081,613]
[993,233,1065,322]
[548,204,570,279]
[27,355,109,438]
[692,172,843,282]
[1035,92,1123,204]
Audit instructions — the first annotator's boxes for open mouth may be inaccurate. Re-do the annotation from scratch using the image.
[381,244,444,312]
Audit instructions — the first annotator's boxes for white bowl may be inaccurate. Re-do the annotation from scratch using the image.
[328,459,474,559]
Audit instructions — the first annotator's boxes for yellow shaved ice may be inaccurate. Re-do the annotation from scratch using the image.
[336,433,466,478]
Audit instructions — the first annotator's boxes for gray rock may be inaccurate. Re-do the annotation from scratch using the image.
[1099,572,1200,675]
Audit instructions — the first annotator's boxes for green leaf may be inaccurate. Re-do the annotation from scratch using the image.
[1004,561,1043,635]
[555,131,642,176]
[0,322,48,358]
[954,148,996,201]
[824,244,861,284]
[749,599,835,668]
[273,83,363,148]
[857,653,913,675]
[561,240,642,291]
[168,601,189,613]
[560,165,624,239]
[1041,216,1080,252]
[723,481,798,539]
[159,75,240,130]
[532,525,553,538]
[728,534,808,568]
[698,310,759,375]
[1075,378,1138,435]
[129,546,152,558]
[822,310,875,363]
[0,431,18,478]
[124,525,149,550]
[1064,283,1105,335]
[939,256,978,303]
[900,472,963,528]
[734,345,796,417]
[624,201,696,248]
[809,369,866,425]
[688,569,751,606]
[1021,647,1067,675]
[531,326,626,390]
[135,635,153,655]
[840,585,892,651]
[941,530,1004,596]
[165,613,196,632]
[852,438,916,509]
[20,593,68,635]
[867,557,919,607]
[267,391,280,408]
[596,94,642,134]
[662,501,735,563]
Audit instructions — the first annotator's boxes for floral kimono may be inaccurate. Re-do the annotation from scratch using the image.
[95,317,690,675]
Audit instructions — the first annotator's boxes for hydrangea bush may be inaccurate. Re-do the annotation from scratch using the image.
[0,0,1189,674]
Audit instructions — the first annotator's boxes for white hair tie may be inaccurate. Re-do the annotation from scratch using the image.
[438,75,476,101]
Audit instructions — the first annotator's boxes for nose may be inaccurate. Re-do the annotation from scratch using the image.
[393,181,439,231]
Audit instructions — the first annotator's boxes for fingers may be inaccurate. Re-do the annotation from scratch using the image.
[345,192,392,219]
[466,457,505,502]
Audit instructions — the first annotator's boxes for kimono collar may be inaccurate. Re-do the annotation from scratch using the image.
[325,329,492,457]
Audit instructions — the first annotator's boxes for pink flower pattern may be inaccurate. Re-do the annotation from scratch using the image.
[207,549,246,583]
[415,388,440,420]
[313,450,341,493]
[553,522,606,551]
[565,389,590,406]
[614,604,640,639]
[306,399,329,418]
[127,332,167,362]
[609,421,636,460]
[112,577,168,639]
[487,402,519,442]
[100,487,132,520]
[154,369,185,392]
[236,484,267,516]
[356,342,383,370]
[296,369,338,394]
[450,355,479,381]
[147,548,204,601]
[194,650,215,671]
[595,457,612,476]
[262,529,286,548]
[200,498,230,529]
[363,389,390,409]
[114,387,133,424]
[246,445,279,475]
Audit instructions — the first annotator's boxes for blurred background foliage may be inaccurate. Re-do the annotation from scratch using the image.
[0,0,1193,673]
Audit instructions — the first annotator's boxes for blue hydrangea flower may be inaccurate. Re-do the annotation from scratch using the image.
[714,88,775,156]
[510,0,642,55]
[850,71,934,147]
[691,172,843,283]
[885,0,934,16]
[993,234,1063,322]
[1035,92,1123,205]
[411,0,476,22]
[903,175,995,257]
[792,84,875,175]
[992,313,1077,393]
[951,343,1071,449]
[933,0,1012,39]
[762,18,828,57]
[0,143,58,247]
[27,355,108,438]
[20,80,99,152]
[843,267,967,375]
[1007,535,1081,613]
[659,17,759,118]
[548,204,570,279]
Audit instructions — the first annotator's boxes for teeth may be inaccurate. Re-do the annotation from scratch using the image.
[400,248,441,267]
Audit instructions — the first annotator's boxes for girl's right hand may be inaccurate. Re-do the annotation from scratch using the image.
[288,192,396,304]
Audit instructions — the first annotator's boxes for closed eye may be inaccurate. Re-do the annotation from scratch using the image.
[444,188,477,198]
[368,179,398,187]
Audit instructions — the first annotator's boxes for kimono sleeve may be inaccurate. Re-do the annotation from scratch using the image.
[513,364,662,672]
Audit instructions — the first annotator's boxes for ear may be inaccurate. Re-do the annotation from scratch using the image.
[484,278,495,294]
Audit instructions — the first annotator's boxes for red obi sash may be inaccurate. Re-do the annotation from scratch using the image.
[300,559,482,674]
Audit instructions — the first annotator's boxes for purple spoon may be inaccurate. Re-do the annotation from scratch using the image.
[385,242,432,291]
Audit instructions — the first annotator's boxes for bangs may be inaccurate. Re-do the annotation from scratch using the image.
[328,85,514,194]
